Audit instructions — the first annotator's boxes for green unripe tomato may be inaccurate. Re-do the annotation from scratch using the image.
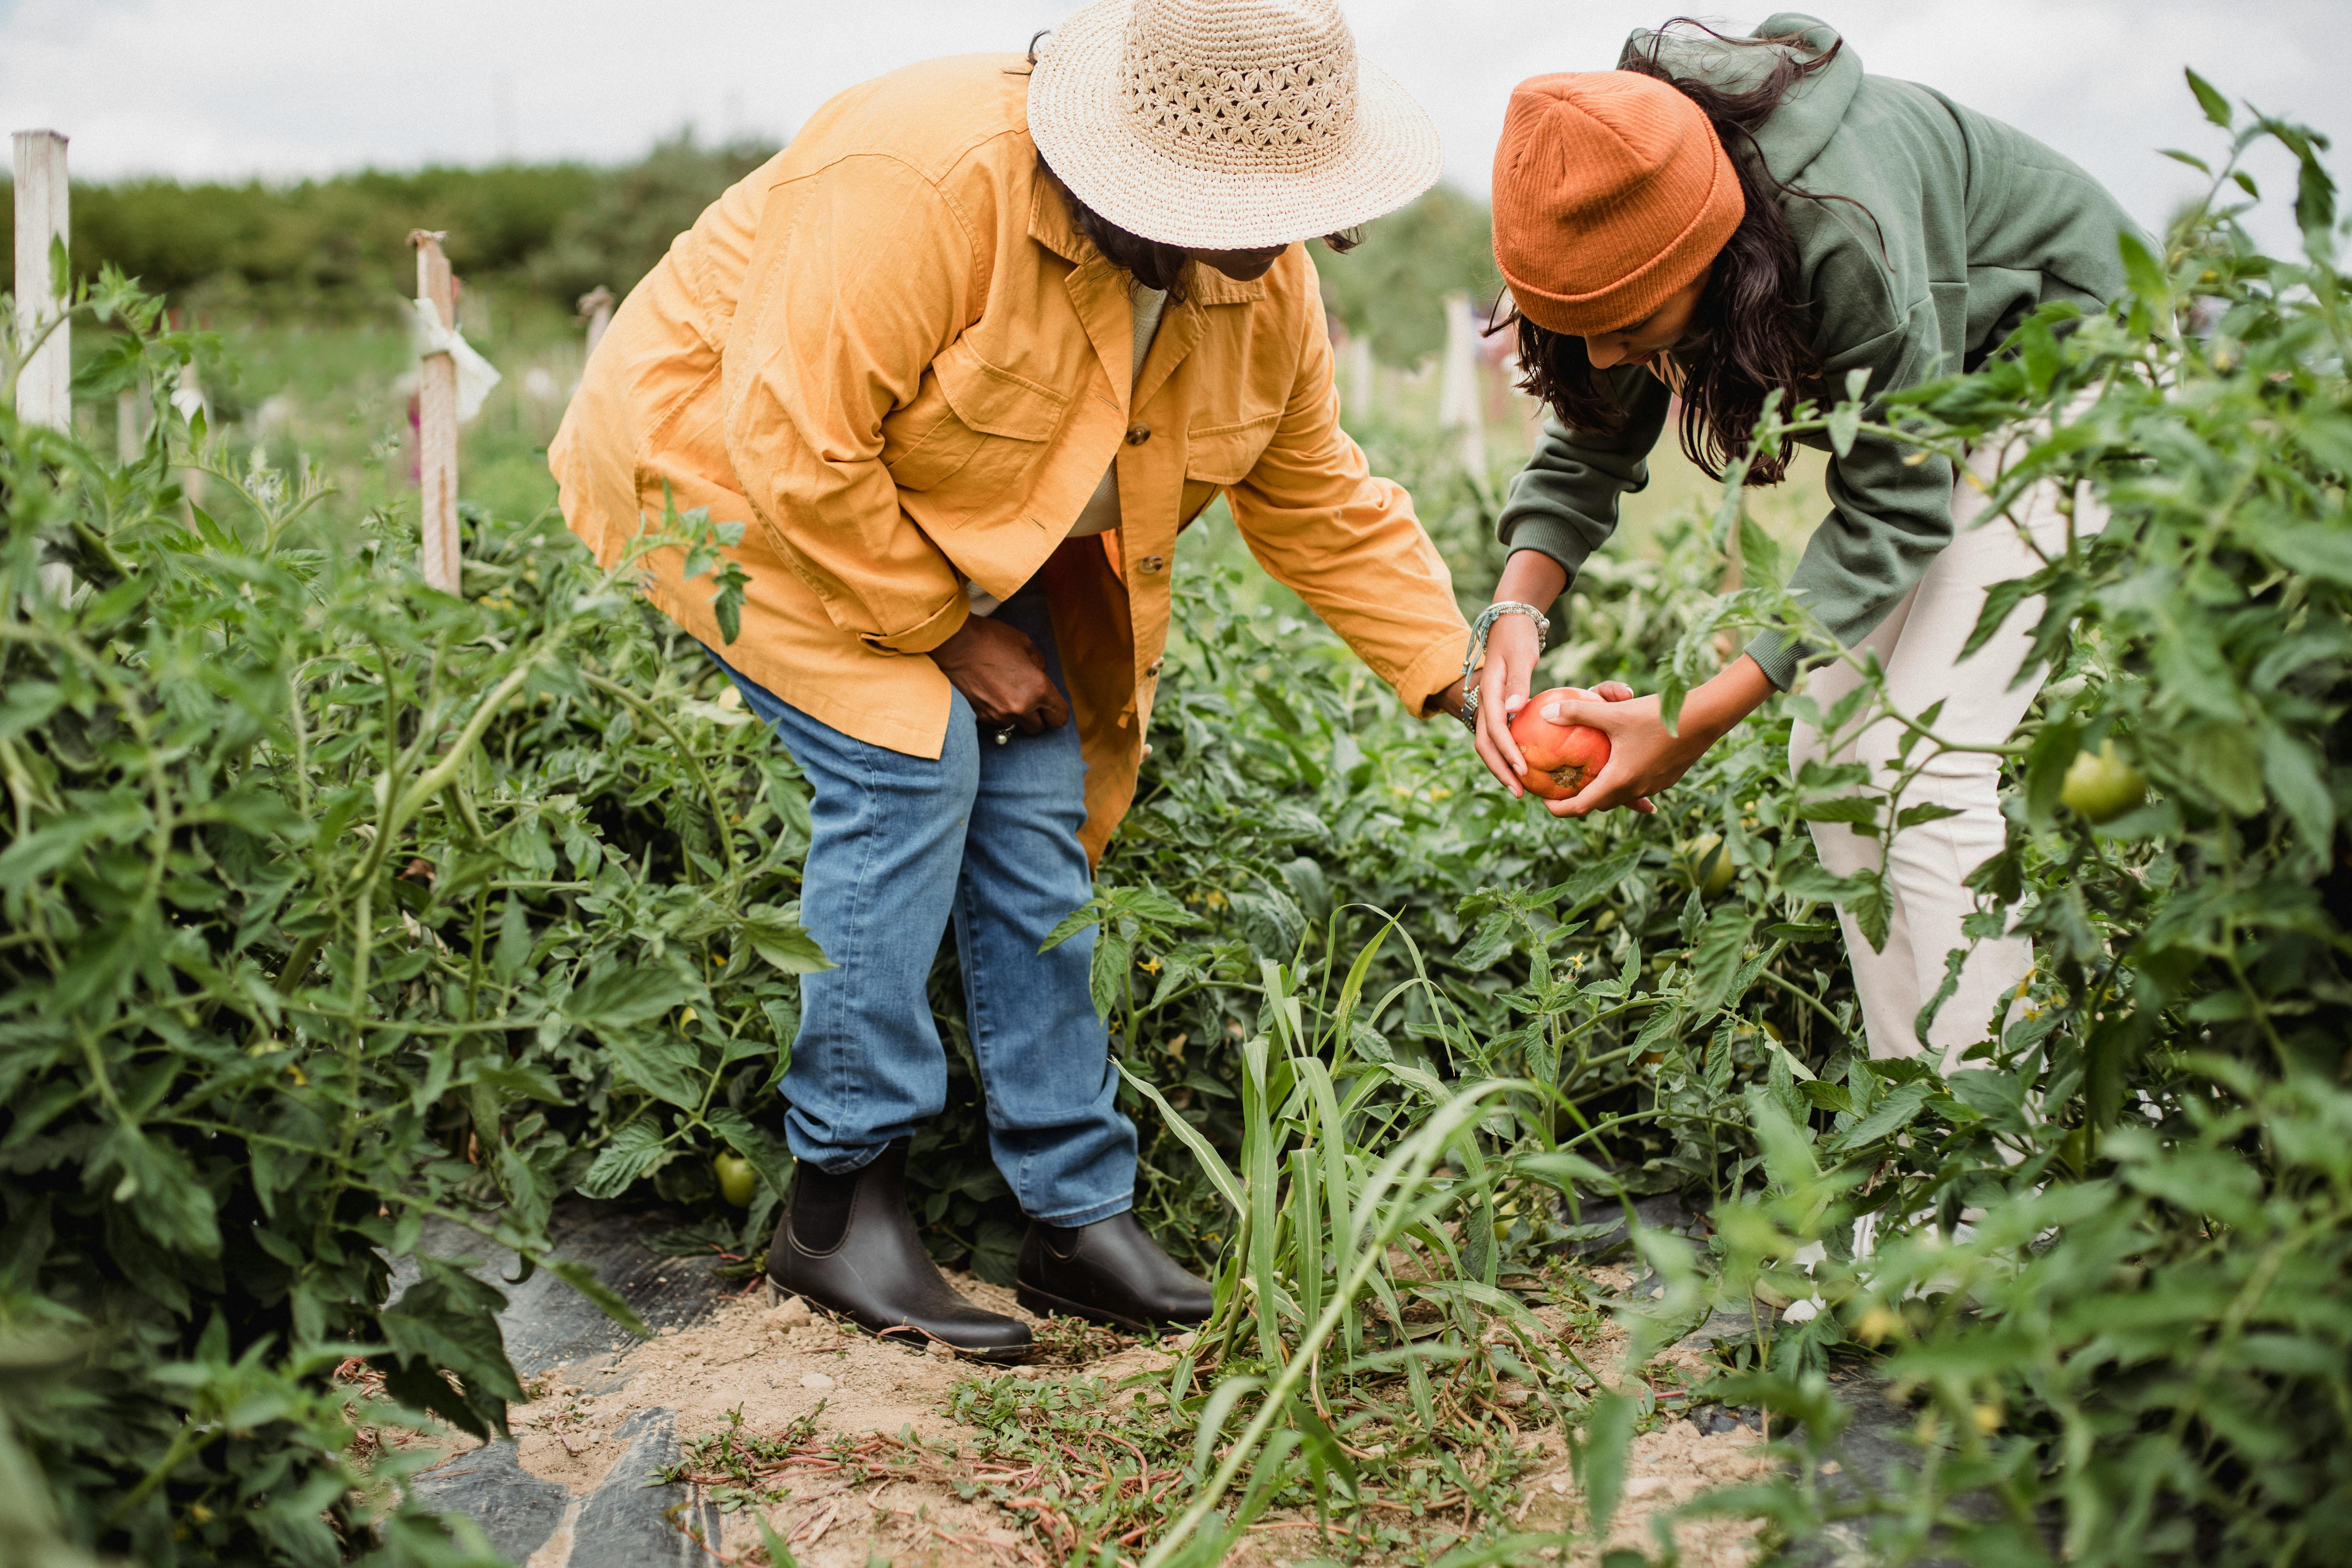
[712,1152,758,1208]
[2060,742,2148,824]
[1677,833,1736,897]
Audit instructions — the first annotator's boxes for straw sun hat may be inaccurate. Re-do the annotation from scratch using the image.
[1028,0,1443,250]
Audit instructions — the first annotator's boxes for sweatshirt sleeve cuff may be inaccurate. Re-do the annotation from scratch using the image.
[860,592,971,656]
[1498,521,1597,586]
[1743,630,1813,692]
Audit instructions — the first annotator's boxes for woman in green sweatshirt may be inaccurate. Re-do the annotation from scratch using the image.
[1472,15,2134,1066]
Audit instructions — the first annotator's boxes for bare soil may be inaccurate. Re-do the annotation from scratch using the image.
[405,1263,1770,1567]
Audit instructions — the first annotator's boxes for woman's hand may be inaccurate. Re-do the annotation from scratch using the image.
[1477,664,1651,808]
[1537,655,1777,817]
[1464,554,1648,804]
[929,616,1070,735]
[1472,610,1545,795]
[1470,552,1576,797]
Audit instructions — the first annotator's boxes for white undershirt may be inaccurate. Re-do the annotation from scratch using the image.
[967,279,1168,616]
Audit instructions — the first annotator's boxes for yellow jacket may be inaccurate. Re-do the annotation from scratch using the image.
[551,53,1470,861]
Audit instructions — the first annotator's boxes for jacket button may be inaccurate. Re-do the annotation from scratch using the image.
[1125,423,1151,445]
[1140,555,1165,573]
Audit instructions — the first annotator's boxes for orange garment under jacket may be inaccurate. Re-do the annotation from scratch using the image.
[550,53,1471,863]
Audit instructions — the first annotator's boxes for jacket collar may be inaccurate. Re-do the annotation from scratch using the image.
[1031,171,1266,414]
[1027,176,1270,306]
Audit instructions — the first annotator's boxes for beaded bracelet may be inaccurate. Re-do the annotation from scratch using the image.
[1454,601,1550,733]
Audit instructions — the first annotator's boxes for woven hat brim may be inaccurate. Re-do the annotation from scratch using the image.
[1029,0,1444,251]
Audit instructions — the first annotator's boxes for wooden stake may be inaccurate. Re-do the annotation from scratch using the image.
[171,354,209,515]
[13,129,70,431]
[411,229,461,593]
[116,385,143,463]
[578,286,615,361]
[1437,291,1487,477]
[1343,333,1375,421]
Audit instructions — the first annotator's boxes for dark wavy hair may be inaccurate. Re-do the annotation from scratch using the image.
[1506,21,1871,484]
[1020,32,1359,301]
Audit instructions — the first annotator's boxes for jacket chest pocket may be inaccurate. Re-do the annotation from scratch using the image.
[883,337,1068,503]
[1178,412,1277,522]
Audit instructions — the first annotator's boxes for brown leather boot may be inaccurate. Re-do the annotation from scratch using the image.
[1016,1210,1214,1331]
[767,1140,1031,1362]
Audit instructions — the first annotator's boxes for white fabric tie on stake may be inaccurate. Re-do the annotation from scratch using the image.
[171,362,207,422]
[405,296,502,422]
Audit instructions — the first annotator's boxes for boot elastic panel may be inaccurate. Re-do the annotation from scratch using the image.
[788,1158,857,1253]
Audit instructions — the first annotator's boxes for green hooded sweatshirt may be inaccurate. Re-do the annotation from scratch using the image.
[1494,14,2137,688]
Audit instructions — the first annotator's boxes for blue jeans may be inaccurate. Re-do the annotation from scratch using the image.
[705,583,1135,1226]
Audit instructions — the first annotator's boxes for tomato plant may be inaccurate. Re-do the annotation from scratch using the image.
[0,281,829,1561]
[3,73,2346,1568]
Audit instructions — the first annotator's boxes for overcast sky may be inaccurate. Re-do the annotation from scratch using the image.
[4,0,2346,241]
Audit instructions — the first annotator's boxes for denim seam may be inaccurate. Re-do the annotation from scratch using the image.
[829,725,884,1165]
[960,751,1027,1205]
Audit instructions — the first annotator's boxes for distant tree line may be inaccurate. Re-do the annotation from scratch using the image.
[0,132,778,317]
[4,131,1501,363]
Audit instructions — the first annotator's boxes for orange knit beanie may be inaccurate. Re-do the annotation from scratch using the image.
[1491,71,1744,337]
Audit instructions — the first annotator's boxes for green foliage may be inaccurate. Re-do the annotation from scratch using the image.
[0,1334,103,1568]
[1026,82,2352,1568]
[1314,184,1502,367]
[1,285,817,1560]
[2,264,1853,1564]
[4,74,2347,1568]
[1613,94,2352,1566]
[1071,514,1851,1260]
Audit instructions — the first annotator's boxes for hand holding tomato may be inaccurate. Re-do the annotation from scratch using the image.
[1534,656,1779,818]
[1508,686,1614,799]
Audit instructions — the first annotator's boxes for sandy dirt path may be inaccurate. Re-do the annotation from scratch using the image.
[429,1261,1775,1568]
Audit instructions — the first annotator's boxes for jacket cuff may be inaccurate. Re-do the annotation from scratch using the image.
[860,592,971,656]
[1743,630,1813,692]
[1396,630,1473,725]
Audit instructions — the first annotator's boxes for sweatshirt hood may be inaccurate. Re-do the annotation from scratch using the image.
[1617,12,1860,185]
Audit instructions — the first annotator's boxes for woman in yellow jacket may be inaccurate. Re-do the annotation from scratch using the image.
[552,0,1472,1359]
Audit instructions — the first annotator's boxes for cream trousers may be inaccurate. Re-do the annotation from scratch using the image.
[1788,434,2103,1068]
